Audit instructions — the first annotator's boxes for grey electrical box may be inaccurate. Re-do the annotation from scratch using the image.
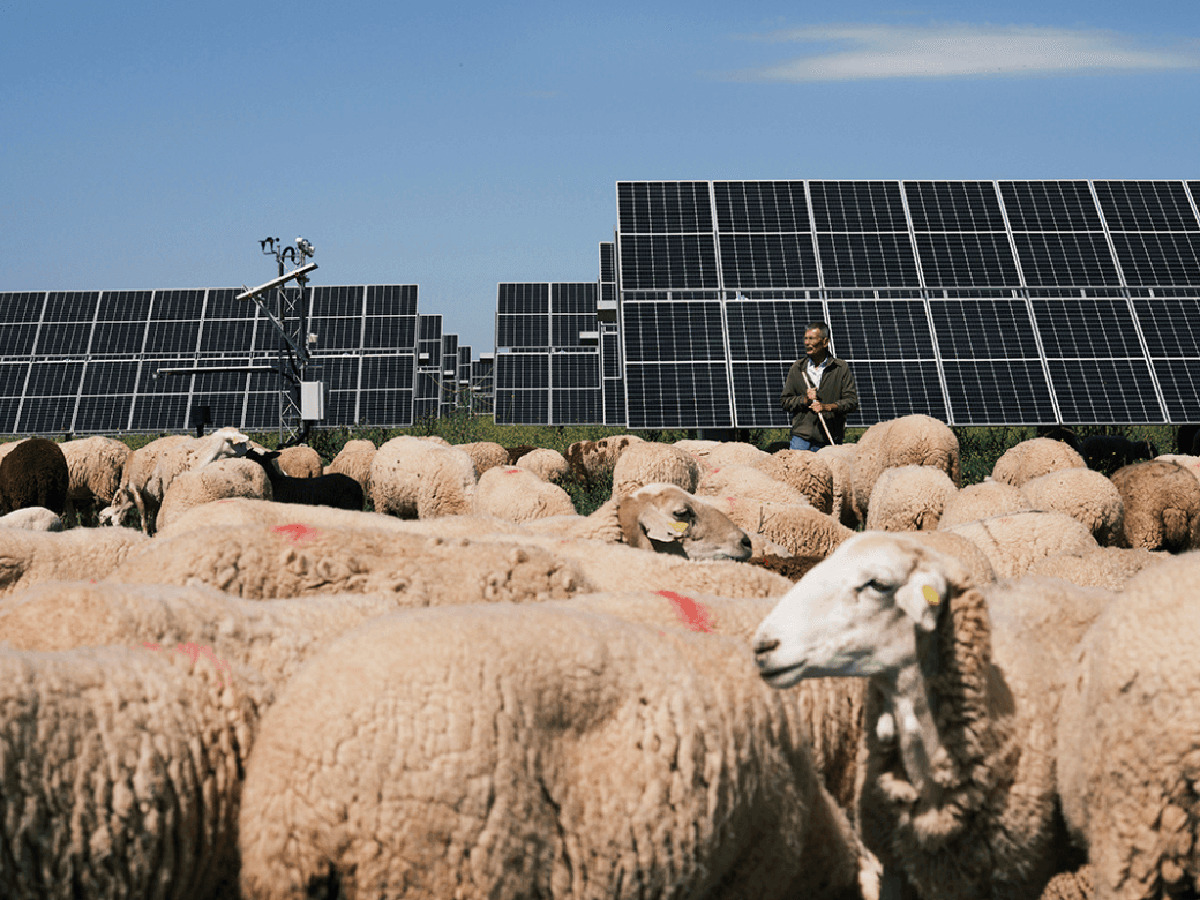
[300,381,325,420]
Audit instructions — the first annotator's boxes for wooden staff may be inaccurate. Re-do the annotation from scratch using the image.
[801,367,837,446]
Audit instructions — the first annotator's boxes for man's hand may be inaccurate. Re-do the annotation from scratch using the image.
[806,387,818,402]
[812,400,835,414]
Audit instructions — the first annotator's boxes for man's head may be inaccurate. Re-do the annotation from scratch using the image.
[804,322,830,363]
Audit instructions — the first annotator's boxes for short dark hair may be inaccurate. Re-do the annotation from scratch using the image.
[805,322,830,341]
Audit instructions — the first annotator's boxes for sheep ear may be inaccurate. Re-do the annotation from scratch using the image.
[895,567,947,632]
[639,505,689,543]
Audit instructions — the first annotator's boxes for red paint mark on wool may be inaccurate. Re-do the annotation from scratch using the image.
[142,641,232,688]
[657,590,715,633]
[273,523,319,543]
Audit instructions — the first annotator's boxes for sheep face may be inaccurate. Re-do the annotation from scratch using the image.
[617,483,753,562]
[752,533,951,687]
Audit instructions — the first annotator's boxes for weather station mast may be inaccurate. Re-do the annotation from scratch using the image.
[155,235,324,445]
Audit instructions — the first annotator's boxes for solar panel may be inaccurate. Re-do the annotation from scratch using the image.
[815,233,921,288]
[617,234,721,291]
[810,181,908,232]
[624,362,732,429]
[617,181,713,233]
[1011,232,1121,287]
[847,361,949,425]
[622,301,726,362]
[905,181,1006,232]
[713,181,810,232]
[915,233,1020,288]
[999,181,1103,231]
[1095,181,1200,231]
[718,233,819,289]
[941,359,1057,425]
[1046,358,1164,423]
[1110,232,1200,286]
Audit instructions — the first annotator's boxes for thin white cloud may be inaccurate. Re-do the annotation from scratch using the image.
[734,23,1200,82]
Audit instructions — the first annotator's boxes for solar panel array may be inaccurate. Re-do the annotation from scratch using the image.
[493,283,604,425]
[611,180,1200,428]
[0,285,422,434]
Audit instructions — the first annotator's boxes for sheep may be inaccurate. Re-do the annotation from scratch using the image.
[0,507,64,532]
[670,438,721,458]
[1035,425,1083,453]
[1080,433,1157,476]
[752,533,1109,900]
[155,456,274,531]
[564,433,643,484]
[1025,546,1161,590]
[59,435,131,525]
[851,414,961,521]
[817,443,861,527]
[864,464,958,532]
[369,436,477,519]
[612,440,701,496]
[107,520,588,604]
[0,436,69,516]
[274,444,324,478]
[901,529,998,586]
[1110,459,1200,552]
[237,602,864,900]
[244,446,364,511]
[991,436,1087,488]
[472,464,576,523]
[1155,453,1200,489]
[324,438,376,495]
[1056,552,1200,900]
[0,527,147,596]
[139,428,252,533]
[699,495,854,559]
[756,448,836,515]
[0,641,268,900]
[454,440,509,476]
[0,438,23,465]
[696,462,812,507]
[682,439,770,468]
[1019,466,1126,546]
[504,443,538,463]
[514,446,570,483]
[944,509,1099,578]
[937,478,1033,530]
[99,433,190,530]
[0,580,410,698]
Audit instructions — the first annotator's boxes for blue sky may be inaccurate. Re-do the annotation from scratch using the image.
[3,1,1198,352]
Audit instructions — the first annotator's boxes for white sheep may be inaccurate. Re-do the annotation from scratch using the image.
[696,462,811,507]
[454,440,509,476]
[990,436,1086,488]
[944,509,1099,578]
[699,495,854,560]
[1110,458,1200,552]
[514,446,570,483]
[756,448,835,515]
[324,438,376,495]
[816,443,861,527]
[274,444,324,478]
[1056,552,1200,900]
[1025,546,1162,590]
[1019,466,1125,546]
[59,435,131,525]
[685,439,769,468]
[155,456,274,531]
[0,506,64,532]
[753,533,1112,900]
[564,433,643,484]
[864,464,958,532]
[472,464,576,523]
[0,527,147,596]
[369,436,477,519]
[238,603,863,900]
[99,433,190,530]
[611,440,701,496]
[137,428,252,533]
[851,414,961,521]
[937,478,1033,530]
[0,641,268,899]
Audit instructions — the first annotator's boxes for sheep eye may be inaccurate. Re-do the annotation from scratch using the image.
[673,507,695,521]
[859,578,891,595]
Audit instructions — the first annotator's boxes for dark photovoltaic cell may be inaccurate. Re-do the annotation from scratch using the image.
[75,396,134,433]
[36,321,93,356]
[0,293,46,323]
[618,234,720,290]
[0,400,18,433]
[714,181,810,232]
[809,181,908,232]
[999,181,1103,232]
[26,360,84,396]
[816,233,921,288]
[552,314,598,347]
[81,360,139,395]
[930,298,1032,358]
[91,321,147,356]
[44,291,99,322]
[731,361,792,428]
[1150,359,1200,421]
[129,394,188,432]
[312,285,364,317]
[312,355,360,392]
[200,318,256,354]
[1094,181,1200,232]
[552,391,602,425]
[494,389,548,425]
[144,321,200,355]
[360,354,415,390]
[0,363,29,396]
[552,283,597,314]
[1047,358,1163,423]
[829,299,935,360]
[846,361,949,425]
[1030,297,1143,358]
[905,181,1006,232]
[1133,296,1200,357]
[204,288,249,319]
[915,233,1020,288]
[151,290,205,320]
[366,284,418,317]
[1110,232,1200,286]
[617,181,713,234]
[552,353,601,389]
[725,300,825,360]
[308,317,361,352]
[718,233,819,289]
[604,384,625,426]
[624,363,732,429]
[0,325,38,356]
[496,353,550,391]
[359,390,414,425]
[1012,232,1120,287]
[600,242,616,283]
[496,315,549,350]
[21,396,78,434]
[941,359,1057,425]
[622,301,725,363]
[498,283,549,315]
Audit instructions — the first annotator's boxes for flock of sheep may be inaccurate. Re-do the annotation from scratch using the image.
[0,414,1197,900]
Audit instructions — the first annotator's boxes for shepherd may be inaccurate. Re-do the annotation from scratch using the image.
[779,321,859,451]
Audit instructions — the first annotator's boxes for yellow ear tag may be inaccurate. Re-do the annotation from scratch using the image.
[671,521,690,534]
[922,585,941,607]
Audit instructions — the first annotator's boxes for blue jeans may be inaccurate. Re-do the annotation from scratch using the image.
[790,435,825,452]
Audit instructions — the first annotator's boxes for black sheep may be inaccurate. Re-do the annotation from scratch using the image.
[245,447,364,511]
[1081,434,1157,475]
[1034,425,1082,452]
[0,437,69,515]
[1176,423,1200,456]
